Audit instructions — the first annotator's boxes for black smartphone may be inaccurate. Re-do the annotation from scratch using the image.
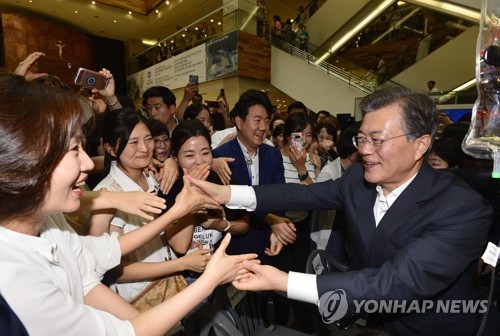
[220,88,225,96]
[206,100,220,109]
[74,68,109,90]
[189,74,199,85]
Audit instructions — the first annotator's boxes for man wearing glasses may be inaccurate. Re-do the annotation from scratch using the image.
[189,86,499,335]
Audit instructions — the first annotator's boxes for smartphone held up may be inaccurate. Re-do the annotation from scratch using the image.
[291,132,304,153]
[74,68,109,91]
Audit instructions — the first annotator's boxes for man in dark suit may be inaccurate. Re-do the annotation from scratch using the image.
[191,87,500,336]
[213,89,289,262]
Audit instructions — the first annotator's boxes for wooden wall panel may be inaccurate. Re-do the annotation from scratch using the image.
[237,30,271,82]
[2,12,99,90]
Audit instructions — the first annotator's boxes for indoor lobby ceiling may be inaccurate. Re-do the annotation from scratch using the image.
[0,0,301,43]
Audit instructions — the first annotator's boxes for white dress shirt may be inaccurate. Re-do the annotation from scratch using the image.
[0,213,133,335]
[94,161,167,301]
[227,173,417,304]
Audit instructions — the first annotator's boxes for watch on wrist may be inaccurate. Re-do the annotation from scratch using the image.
[298,171,309,181]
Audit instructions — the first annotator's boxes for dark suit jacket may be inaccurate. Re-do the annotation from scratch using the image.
[253,163,498,336]
[213,138,285,261]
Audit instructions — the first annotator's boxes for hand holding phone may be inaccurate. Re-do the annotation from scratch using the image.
[74,68,109,90]
[291,132,304,152]
[189,74,199,85]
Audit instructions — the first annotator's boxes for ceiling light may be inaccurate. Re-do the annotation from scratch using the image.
[142,39,157,46]
[156,9,159,14]
[74,10,78,14]
[170,40,174,43]
[128,11,132,15]
[91,1,96,4]
[113,20,117,23]
[218,22,221,25]
[166,1,170,4]
[195,27,198,30]
[210,19,214,23]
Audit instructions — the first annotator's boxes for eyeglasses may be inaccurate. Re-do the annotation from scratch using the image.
[154,137,170,147]
[352,133,416,151]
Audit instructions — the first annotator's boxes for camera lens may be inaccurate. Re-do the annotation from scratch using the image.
[86,76,96,86]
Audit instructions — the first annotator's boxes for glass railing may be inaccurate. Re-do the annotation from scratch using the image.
[129,1,400,94]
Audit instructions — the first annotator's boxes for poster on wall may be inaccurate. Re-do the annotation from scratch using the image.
[206,31,238,80]
[127,31,238,99]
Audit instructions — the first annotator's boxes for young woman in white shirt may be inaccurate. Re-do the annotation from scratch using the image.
[0,74,256,335]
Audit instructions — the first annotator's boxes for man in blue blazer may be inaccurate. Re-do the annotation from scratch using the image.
[213,89,287,262]
[192,87,500,336]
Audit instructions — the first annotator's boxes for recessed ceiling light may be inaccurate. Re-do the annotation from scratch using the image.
[91,1,96,4]
[155,9,159,13]
[166,1,170,4]
[74,10,78,14]
[29,0,32,3]
[113,20,117,23]
[217,22,221,25]
[210,19,214,23]
[128,11,132,15]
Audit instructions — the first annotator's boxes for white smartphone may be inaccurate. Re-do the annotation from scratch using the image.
[291,132,304,152]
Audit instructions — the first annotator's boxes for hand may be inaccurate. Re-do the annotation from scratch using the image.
[186,174,231,205]
[189,163,211,181]
[212,157,234,185]
[308,148,321,171]
[289,145,307,172]
[201,233,259,285]
[156,158,179,194]
[170,175,220,220]
[93,68,116,100]
[112,191,166,221]
[180,248,212,273]
[317,139,335,153]
[232,260,288,292]
[14,52,48,80]
[183,82,199,101]
[266,214,296,245]
[265,232,284,256]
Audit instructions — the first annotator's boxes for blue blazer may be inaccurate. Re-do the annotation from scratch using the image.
[213,138,285,260]
[252,163,499,336]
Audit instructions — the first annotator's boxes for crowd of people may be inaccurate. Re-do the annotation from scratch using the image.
[0,50,499,336]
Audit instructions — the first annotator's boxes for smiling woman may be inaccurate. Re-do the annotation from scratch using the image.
[0,74,256,336]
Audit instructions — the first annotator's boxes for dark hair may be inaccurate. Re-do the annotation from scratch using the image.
[272,123,285,139]
[360,86,438,144]
[317,110,331,118]
[287,101,307,114]
[441,122,469,145]
[314,122,338,143]
[430,138,463,168]
[142,86,176,107]
[192,93,203,101]
[283,112,313,143]
[83,113,105,157]
[171,119,211,157]
[232,89,273,122]
[427,80,436,86]
[101,108,151,173]
[271,117,285,131]
[337,122,360,158]
[149,119,169,138]
[0,74,84,220]
[184,103,210,121]
[34,75,73,91]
